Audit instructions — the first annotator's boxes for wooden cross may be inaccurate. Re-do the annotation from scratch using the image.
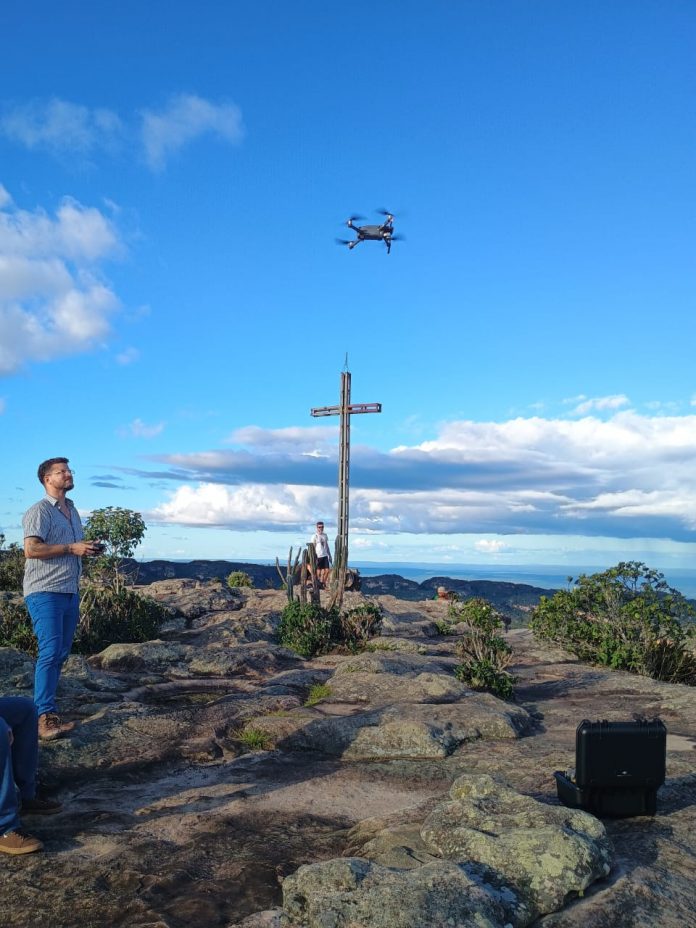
[311,370,382,562]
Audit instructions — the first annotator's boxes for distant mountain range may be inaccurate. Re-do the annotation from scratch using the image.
[126,559,558,624]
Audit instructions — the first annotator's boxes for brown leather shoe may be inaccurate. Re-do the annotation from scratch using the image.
[38,713,75,740]
[0,829,43,855]
[21,796,62,815]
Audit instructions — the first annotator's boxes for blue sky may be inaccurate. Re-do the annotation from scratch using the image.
[1,1,696,572]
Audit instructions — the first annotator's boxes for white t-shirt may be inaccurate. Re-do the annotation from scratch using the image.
[312,532,331,559]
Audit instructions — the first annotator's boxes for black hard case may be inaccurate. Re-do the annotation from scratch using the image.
[554,718,666,817]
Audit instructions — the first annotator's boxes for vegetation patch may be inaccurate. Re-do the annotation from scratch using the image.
[74,587,169,655]
[450,597,515,700]
[0,534,24,593]
[235,726,273,752]
[227,570,253,588]
[304,683,332,707]
[434,619,453,636]
[277,600,340,658]
[0,599,37,656]
[338,602,383,650]
[530,562,696,685]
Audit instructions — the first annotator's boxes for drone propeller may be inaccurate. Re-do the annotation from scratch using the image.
[376,208,395,217]
[335,238,353,246]
[346,214,366,223]
[389,234,405,241]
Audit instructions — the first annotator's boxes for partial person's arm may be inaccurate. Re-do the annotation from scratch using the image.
[24,536,100,559]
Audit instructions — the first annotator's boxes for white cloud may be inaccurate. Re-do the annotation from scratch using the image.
[140,94,244,170]
[0,185,11,208]
[0,98,123,155]
[116,346,140,366]
[121,418,165,439]
[0,189,121,374]
[571,394,630,416]
[151,482,333,530]
[474,539,508,554]
[1,94,244,171]
[145,408,696,541]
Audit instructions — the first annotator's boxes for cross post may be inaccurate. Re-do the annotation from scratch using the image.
[311,370,381,563]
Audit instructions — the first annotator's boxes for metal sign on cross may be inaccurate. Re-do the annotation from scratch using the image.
[311,370,382,562]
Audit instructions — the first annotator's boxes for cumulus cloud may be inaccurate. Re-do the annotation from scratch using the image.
[151,482,333,531]
[140,94,244,170]
[141,409,696,541]
[0,189,121,374]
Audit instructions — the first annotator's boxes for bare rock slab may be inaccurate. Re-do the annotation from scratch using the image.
[282,857,517,928]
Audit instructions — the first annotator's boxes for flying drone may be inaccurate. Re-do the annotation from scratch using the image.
[336,210,403,254]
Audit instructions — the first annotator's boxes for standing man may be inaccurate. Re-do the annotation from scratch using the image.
[23,458,100,740]
[311,521,332,588]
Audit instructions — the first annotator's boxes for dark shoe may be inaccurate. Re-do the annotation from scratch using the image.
[0,829,43,855]
[38,713,75,740]
[21,796,62,815]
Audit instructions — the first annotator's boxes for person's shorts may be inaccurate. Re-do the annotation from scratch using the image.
[316,556,330,569]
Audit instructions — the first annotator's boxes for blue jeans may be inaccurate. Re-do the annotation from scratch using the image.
[0,697,38,834]
[25,592,80,717]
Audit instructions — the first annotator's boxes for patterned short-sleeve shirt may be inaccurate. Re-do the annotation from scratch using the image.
[22,496,84,596]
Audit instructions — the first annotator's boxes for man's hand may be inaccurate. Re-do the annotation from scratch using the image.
[25,537,103,558]
[71,541,102,557]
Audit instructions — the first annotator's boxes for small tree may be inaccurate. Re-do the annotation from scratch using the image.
[83,507,146,591]
[80,508,167,651]
[530,562,696,684]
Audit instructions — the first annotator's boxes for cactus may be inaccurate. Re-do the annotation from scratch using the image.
[276,547,301,603]
[306,542,321,605]
[327,535,348,611]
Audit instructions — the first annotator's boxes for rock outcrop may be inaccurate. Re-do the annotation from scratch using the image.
[0,581,693,928]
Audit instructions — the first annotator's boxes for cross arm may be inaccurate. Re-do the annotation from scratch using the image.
[311,402,382,417]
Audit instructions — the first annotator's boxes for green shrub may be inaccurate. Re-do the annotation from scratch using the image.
[277,600,339,658]
[0,599,37,656]
[338,601,382,650]
[530,562,696,685]
[454,659,514,700]
[0,535,25,593]
[74,587,168,655]
[227,570,253,588]
[277,599,383,658]
[450,597,515,700]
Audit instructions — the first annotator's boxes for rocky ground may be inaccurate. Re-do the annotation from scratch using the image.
[0,580,694,928]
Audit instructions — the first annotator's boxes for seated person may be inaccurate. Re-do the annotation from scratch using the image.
[0,696,61,855]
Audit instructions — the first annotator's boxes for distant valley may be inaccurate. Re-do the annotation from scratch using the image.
[126,558,558,625]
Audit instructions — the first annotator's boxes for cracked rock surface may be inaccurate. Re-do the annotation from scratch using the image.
[0,582,693,928]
